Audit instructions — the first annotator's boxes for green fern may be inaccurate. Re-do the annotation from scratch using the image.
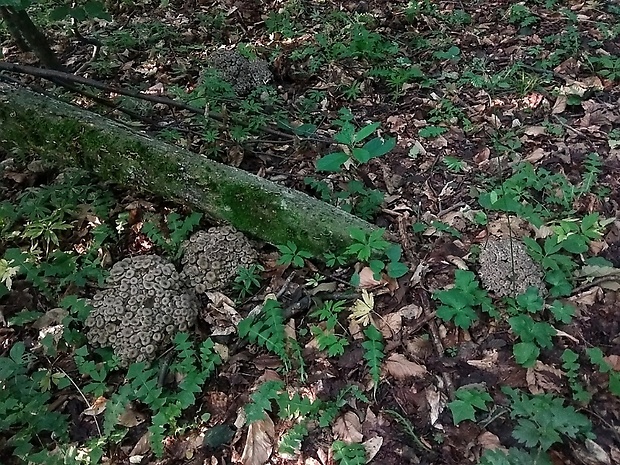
[332,440,367,465]
[238,298,290,368]
[245,380,285,423]
[362,324,384,393]
[279,422,310,457]
[311,300,349,356]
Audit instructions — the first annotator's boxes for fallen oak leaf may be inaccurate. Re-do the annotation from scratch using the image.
[332,411,363,443]
[241,416,275,465]
[384,353,427,379]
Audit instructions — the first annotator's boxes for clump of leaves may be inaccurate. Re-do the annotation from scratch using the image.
[586,347,620,396]
[0,342,72,463]
[104,333,222,457]
[276,241,313,268]
[433,270,495,329]
[141,211,202,258]
[310,300,349,357]
[448,386,493,425]
[345,228,409,282]
[318,108,389,160]
[332,440,367,465]
[503,387,593,452]
[362,324,385,394]
[561,349,592,404]
[238,298,292,369]
[233,264,264,298]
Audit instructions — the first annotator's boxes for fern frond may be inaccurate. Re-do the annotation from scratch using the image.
[362,324,384,392]
[245,380,285,423]
[238,298,290,368]
[279,422,310,457]
[332,440,367,465]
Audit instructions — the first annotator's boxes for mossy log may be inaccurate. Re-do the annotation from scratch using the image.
[0,83,379,256]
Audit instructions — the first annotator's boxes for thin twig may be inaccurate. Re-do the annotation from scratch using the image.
[53,363,103,438]
[0,61,331,143]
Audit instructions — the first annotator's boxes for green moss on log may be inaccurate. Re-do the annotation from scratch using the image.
[0,83,380,257]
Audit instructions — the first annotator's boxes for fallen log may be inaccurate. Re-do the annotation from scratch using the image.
[0,83,379,257]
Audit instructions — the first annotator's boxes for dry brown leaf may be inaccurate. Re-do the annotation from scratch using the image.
[332,411,363,443]
[129,431,152,458]
[241,416,275,465]
[363,436,383,462]
[526,361,563,394]
[568,286,602,306]
[377,312,402,339]
[118,403,146,427]
[467,350,498,369]
[605,355,620,371]
[82,396,107,416]
[358,267,384,289]
[399,303,423,320]
[384,353,427,379]
[477,431,503,451]
[425,385,443,426]
[523,125,546,136]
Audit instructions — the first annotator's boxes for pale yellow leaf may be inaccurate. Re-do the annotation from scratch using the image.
[349,290,374,326]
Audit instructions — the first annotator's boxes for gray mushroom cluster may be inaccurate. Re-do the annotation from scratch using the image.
[478,238,546,297]
[206,49,272,96]
[180,226,257,294]
[85,255,198,367]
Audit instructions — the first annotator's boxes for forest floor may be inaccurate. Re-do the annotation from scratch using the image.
[1,1,620,465]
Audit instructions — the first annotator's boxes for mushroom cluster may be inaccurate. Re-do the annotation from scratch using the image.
[478,238,546,297]
[180,226,257,294]
[85,255,198,367]
[206,49,272,96]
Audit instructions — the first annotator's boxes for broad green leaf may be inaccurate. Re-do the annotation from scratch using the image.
[513,342,539,367]
[362,136,396,158]
[316,152,349,172]
[448,399,476,425]
[352,147,372,163]
[387,261,408,278]
[49,5,71,20]
[293,123,317,136]
[354,122,380,143]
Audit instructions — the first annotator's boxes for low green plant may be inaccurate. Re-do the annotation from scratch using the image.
[233,264,265,298]
[0,341,77,464]
[362,324,385,394]
[433,270,496,329]
[479,447,551,465]
[316,108,395,172]
[276,241,313,268]
[244,380,368,459]
[332,440,367,465]
[503,387,593,452]
[506,4,538,29]
[448,386,493,425]
[561,349,592,404]
[506,288,555,367]
[310,300,349,357]
[104,333,222,457]
[588,54,620,81]
[238,298,294,370]
[141,211,202,258]
[586,347,620,396]
[345,227,409,282]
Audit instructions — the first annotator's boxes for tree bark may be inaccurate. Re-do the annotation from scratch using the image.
[0,7,62,69]
[0,83,381,257]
